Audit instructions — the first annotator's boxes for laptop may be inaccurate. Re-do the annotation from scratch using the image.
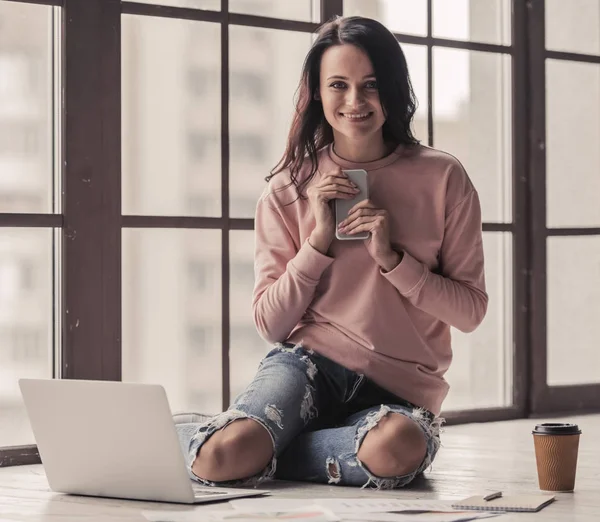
[19,378,270,504]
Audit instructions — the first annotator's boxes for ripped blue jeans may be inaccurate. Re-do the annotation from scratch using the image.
[176,343,443,490]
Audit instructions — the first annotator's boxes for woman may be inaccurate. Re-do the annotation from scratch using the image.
[176,16,487,490]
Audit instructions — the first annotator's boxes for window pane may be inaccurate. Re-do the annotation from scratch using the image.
[546,60,600,228]
[0,2,53,213]
[122,16,221,217]
[433,0,510,46]
[122,229,222,415]
[0,229,53,446]
[229,0,319,22]
[547,237,600,386]
[546,0,600,55]
[444,233,512,410]
[344,0,427,37]
[142,0,218,11]
[142,0,220,10]
[230,231,270,401]
[433,48,512,224]
[402,44,428,143]
[229,27,312,218]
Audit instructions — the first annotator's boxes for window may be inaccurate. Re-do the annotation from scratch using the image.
[0,124,41,157]
[122,229,222,415]
[230,71,267,102]
[229,196,258,218]
[187,68,216,97]
[187,132,218,162]
[0,229,53,448]
[186,194,215,216]
[121,14,221,217]
[231,260,255,288]
[0,258,35,295]
[230,231,271,400]
[0,0,56,451]
[229,0,320,22]
[230,133,267,162]
[345,0,427,36]
[188,325,207,353]
[229,26,313,219]
[0,4,54,215]
[188,259,210,292]
[9,328,45,362]
[0,54,32,103]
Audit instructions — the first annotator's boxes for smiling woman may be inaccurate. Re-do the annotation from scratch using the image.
[177,15,486,491]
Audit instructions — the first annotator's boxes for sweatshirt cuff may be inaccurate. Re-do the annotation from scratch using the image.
[381,250,428,296]
[289,239,334,282]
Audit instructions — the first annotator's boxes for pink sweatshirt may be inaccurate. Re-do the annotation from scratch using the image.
[252,143,488,415]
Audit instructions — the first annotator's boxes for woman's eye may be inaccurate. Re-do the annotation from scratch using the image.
[365,81,378,89]
[330,82,346,89]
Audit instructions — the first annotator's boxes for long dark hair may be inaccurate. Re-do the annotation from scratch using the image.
[267,16,420,198]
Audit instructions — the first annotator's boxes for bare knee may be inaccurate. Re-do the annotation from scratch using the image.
[357,413,427,478]
[192,418,273,482]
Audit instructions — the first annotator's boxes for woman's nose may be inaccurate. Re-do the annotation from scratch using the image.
[345,87,366,108]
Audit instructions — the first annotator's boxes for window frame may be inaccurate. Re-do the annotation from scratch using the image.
[527,0,600,415]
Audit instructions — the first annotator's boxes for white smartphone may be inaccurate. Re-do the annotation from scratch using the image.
[335,169,369,240]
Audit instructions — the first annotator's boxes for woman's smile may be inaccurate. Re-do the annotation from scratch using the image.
[340,111,374,122]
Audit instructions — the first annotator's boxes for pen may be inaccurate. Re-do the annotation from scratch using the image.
[483,491,503,501]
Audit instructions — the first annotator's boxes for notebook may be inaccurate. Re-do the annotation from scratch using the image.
[451,495,555,513]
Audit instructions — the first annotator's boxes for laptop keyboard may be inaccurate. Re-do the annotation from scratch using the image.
[192,485,229,497]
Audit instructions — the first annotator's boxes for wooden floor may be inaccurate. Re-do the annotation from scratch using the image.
[1,414,598,521]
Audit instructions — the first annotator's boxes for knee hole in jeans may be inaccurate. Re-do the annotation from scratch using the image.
[357,412,427,478]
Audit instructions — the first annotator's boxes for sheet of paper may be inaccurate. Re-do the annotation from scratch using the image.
[343,512,502,522]
[143,506,339,522]
[229,498,460,514]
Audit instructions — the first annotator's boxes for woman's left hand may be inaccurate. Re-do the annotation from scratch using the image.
[337,199,403,272]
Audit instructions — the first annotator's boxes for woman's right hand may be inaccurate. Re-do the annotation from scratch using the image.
[306,168,359,253]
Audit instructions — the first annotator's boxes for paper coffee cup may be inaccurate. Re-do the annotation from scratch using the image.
[532,423,581,492]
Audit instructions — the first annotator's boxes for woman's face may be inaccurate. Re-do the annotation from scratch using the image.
[318,44,385,143]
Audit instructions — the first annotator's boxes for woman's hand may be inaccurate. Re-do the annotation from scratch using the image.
[306,167,359,254]
[337,199,403,272]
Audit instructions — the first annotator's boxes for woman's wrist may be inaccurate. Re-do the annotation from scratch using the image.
[309,228,333,255]
[379,249,403,272]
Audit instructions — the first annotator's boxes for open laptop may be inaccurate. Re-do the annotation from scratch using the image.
[19,378,270,504]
